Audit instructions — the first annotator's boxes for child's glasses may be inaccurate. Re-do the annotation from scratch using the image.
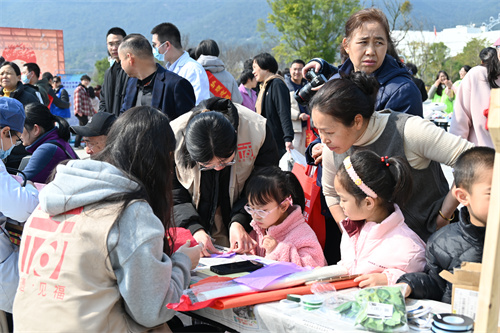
[244,197,292,218]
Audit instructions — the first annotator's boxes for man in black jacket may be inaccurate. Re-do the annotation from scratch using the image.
[119,34,195,120]
[98,27,129,117]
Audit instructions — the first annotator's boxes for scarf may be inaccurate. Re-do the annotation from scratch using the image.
[255,74,286,115]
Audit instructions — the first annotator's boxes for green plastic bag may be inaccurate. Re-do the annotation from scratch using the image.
[334,286,408,332]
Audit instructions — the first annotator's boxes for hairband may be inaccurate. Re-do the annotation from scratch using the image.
[381,156,389,167]
[343,156,378,198]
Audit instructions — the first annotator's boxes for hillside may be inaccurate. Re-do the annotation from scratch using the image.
[0,0,499,73]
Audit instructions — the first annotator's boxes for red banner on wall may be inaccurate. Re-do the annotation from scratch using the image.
[0,27,65,75]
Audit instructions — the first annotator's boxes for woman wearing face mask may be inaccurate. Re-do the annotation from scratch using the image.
[0,97,39,330]
[428,71,454,115]
[20,103,78,183]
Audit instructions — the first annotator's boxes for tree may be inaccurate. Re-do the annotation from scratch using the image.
[258,0,361,64]
[382,0,413,47]
[93,57,110,85]
[403,41,449,85]
[448,37,490,79]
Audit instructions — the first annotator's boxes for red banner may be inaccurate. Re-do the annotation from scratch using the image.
[207,70,231,100]
[0,27,65,75]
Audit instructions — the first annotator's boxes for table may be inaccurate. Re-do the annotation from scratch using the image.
[183,256,451,332]
[187,288,451,332]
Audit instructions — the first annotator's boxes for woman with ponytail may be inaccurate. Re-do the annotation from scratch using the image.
[20,103,78,183]
[310,72,473,243]
[335,150,425,287]
[450,46,500,148]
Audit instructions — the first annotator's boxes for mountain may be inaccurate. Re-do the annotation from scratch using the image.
[0,0,499,73]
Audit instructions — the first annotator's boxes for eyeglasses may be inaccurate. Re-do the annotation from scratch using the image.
[152,40,167,49]
[199,159,235,171]
[244,197,292,219]
[81,139,96,149]
[13,133,22,146]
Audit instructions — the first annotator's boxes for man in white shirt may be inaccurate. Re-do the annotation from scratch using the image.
[151,22,210,105]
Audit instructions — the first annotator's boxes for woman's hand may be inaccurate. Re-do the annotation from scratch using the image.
[229,222,257,254]
[311,143,323,165]
[262,235,278,254]
[176,240,203,270]
[354,273,388,288]
[299,113,310,121]
[302,61,322,79]
[193,229,222,257]
[285,141,294,152]
[434,78,441,87]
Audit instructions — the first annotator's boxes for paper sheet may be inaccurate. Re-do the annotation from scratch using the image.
[234,262,307,290]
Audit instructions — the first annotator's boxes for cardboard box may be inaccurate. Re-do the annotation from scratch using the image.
[440,262,481,320]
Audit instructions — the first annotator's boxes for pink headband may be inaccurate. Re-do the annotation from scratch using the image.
[343,156,378,198]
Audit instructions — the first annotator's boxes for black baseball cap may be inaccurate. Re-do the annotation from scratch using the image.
[70,112,116,137]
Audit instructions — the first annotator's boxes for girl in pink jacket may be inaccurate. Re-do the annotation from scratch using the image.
[334,150,426,288]
[245,166,326,267]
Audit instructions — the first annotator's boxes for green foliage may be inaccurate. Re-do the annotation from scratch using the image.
[404,37,490,86]
[93,57,110,86]
[259,0,361,64]
[446,37,490,80]
[403,41,450,85]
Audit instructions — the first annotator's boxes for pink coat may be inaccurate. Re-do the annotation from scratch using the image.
[337,204,426,285]
[450,65,499,148]
[250,205,326,267]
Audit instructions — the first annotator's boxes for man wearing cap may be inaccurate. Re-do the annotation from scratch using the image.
[70,112,116,158]
[0,97,39,330]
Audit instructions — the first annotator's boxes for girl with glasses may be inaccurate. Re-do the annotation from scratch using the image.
[245,166,326,267]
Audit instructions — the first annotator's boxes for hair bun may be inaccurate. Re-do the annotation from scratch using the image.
[346,72,380,100]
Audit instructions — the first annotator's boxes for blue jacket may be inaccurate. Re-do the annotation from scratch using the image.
[121,64,196,121]
[24,127,79,183]
[336,55,422,117]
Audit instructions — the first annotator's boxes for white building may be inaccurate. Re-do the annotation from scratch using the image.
[393,24,500,58]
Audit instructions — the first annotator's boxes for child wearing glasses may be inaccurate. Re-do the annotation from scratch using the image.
[245,166,326,267]
[335,150,426,287]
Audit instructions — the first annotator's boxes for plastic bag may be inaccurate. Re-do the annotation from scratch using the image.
[334,286,408,332]
[279,149,306,171]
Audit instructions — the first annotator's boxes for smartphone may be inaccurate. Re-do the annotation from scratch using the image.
[210,260,264,275]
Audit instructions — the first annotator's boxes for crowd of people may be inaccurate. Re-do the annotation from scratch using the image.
[0,7,499,332]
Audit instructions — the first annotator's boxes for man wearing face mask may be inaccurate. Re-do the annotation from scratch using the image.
[21,63,47,105]
[98,27,129,117]
[151,22,209,105]
[0,97,39,331]
[73,75,95,149]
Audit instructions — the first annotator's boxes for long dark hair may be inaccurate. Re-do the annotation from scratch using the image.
[24,103,71,141]
[479,47,500,89]
[435,71,449,96]
[178,97,238,168]
[246,166,305,212]
[309,71,379,127]
[95,106,176,254]
[336,150,413,213]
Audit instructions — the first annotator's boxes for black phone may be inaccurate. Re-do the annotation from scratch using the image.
[209,260,264,275]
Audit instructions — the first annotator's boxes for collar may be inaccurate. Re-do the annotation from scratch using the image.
[341,218,366,237]
[166,51,189,71]
[353,111,390,147]
[458,207,486,245]
[136,70,156,88]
